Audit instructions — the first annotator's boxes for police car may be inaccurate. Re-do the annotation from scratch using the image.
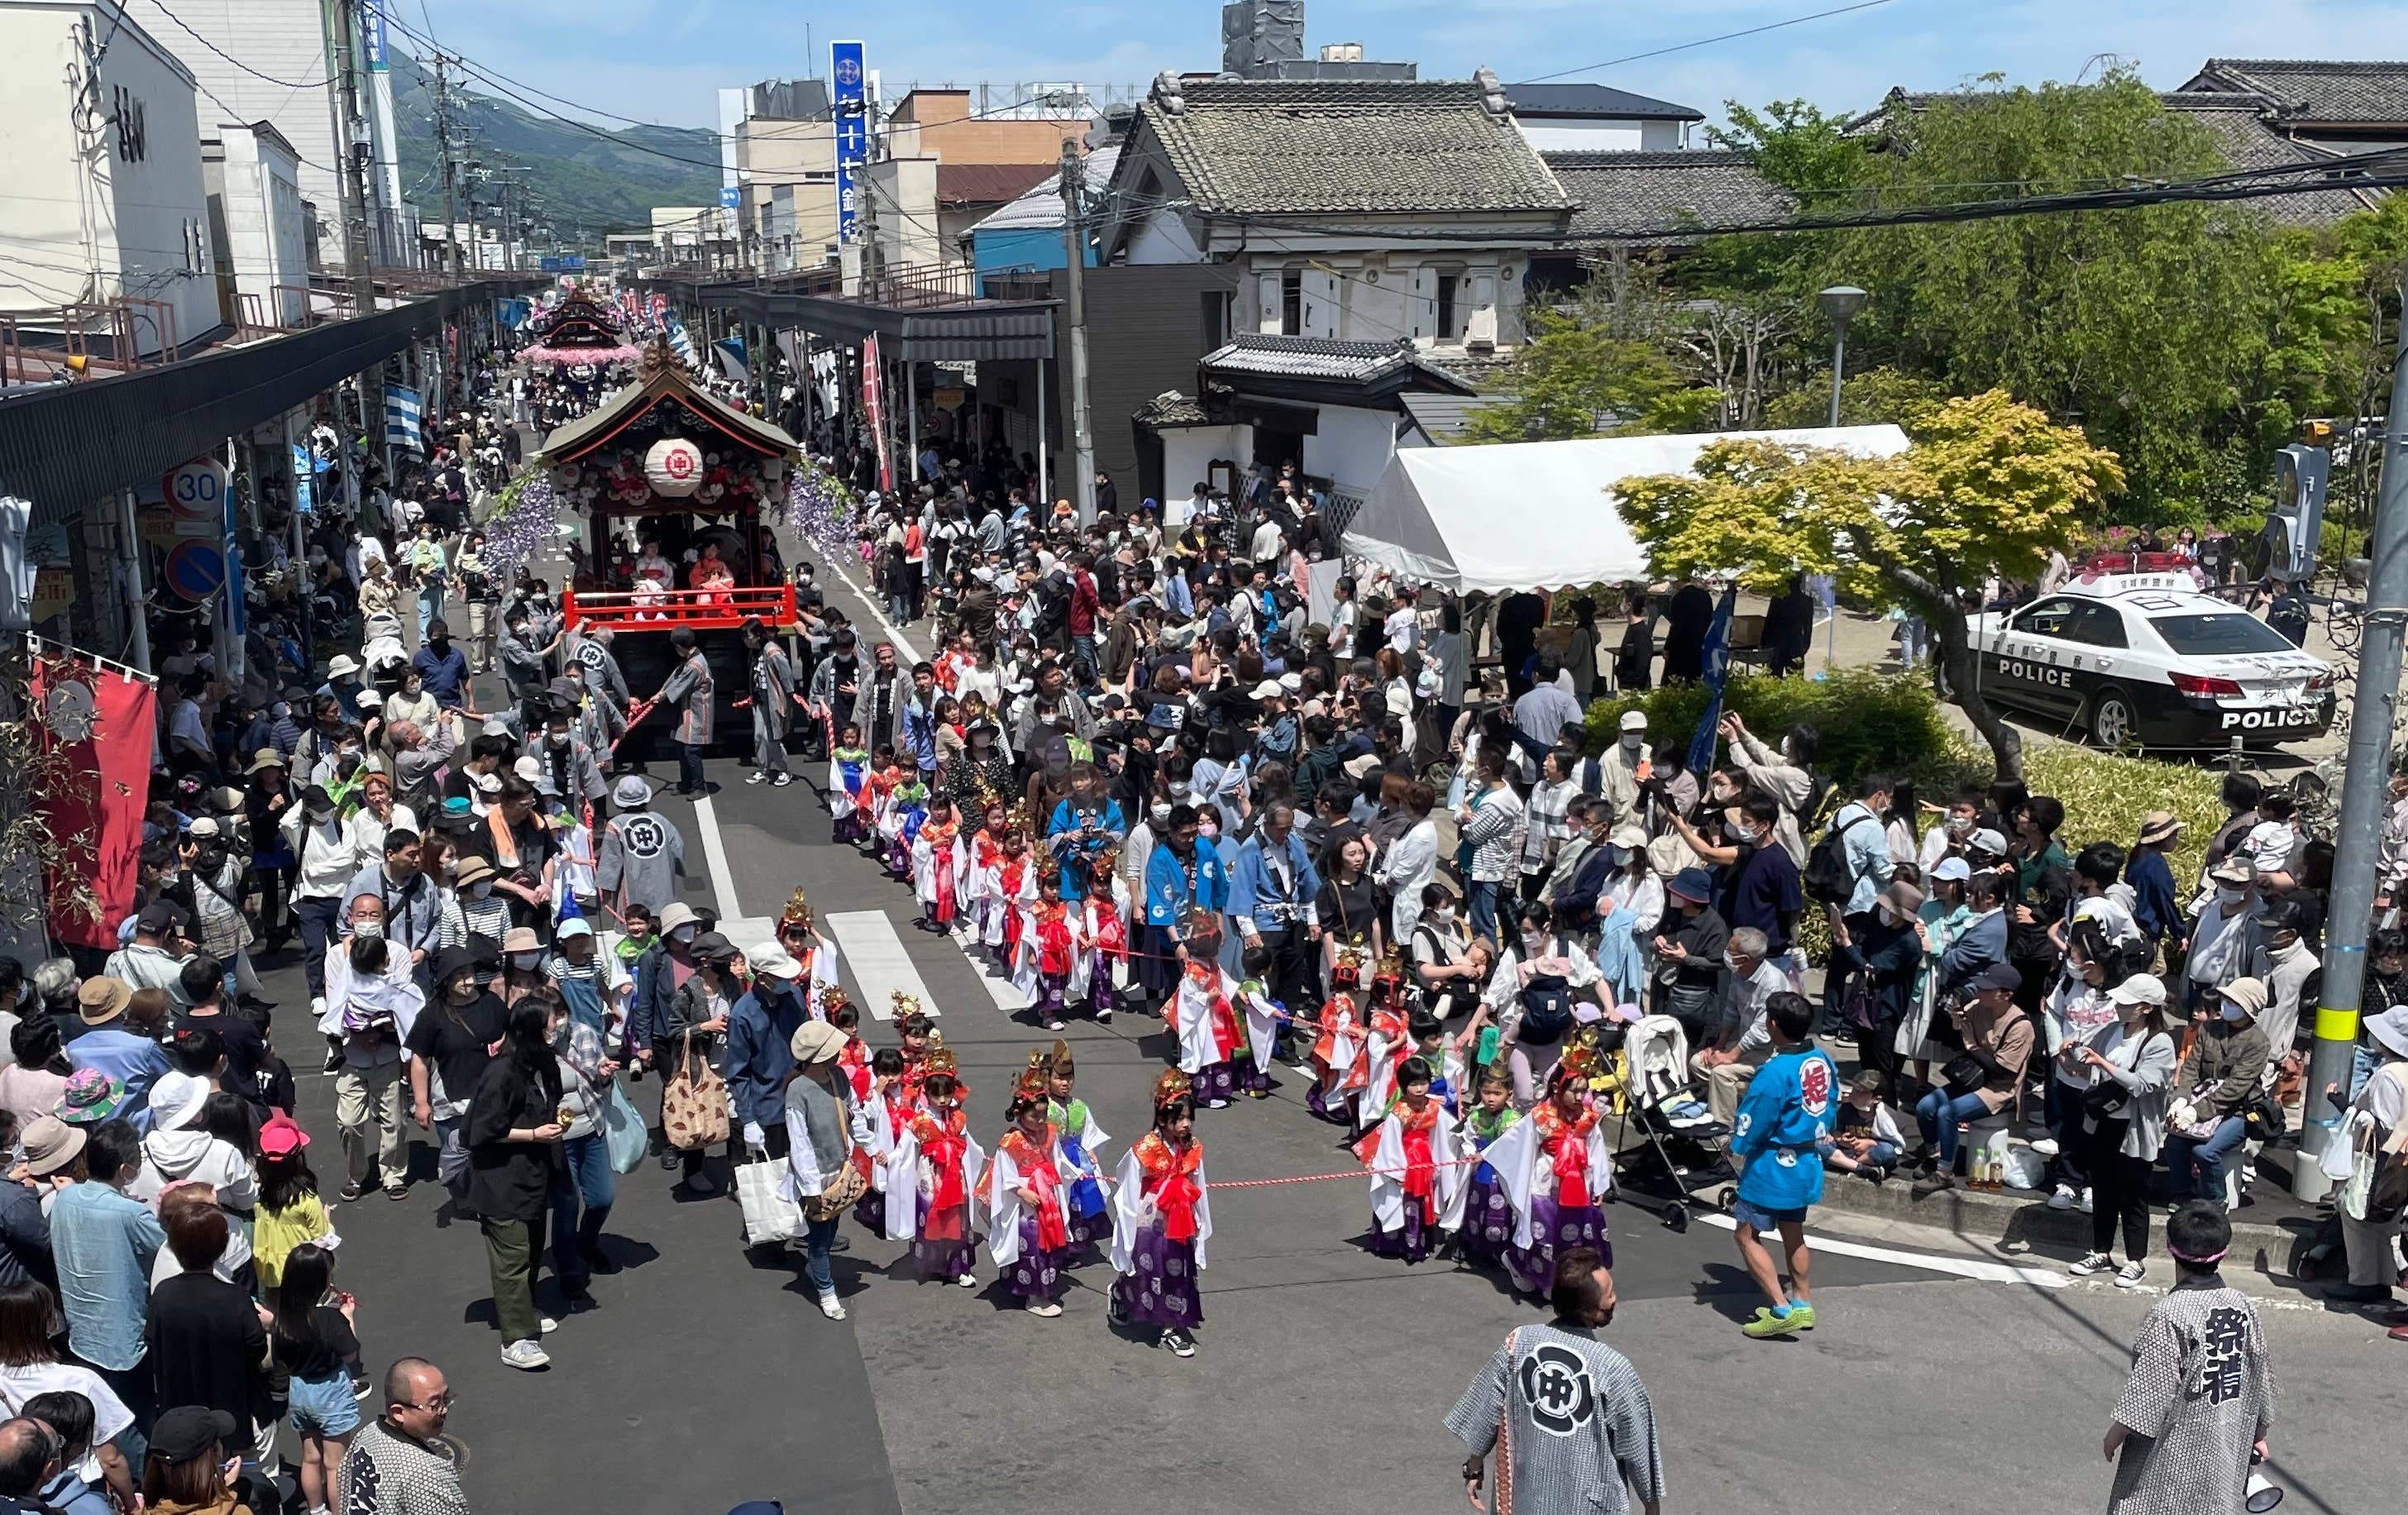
[1967,571,2337,750]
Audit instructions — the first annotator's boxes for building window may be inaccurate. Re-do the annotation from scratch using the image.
[1435,274,1460,342]
[1281,269,1302,336]
[1202,289,1231,348]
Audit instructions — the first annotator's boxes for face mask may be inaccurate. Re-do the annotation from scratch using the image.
[1722,954,1744,973]
[1947,816,1973,835]
[2219,1001,2246,1024]
[353,920,385,940]
[308,806,334,824]
[271,702,292,719]
[548,731,569,747]
[1150,804,1173,825]
[404,680,423,694]
[671,925,698,946]
[338,744,361,760]
[1734,822,1761,844]
[510,952,542,971]
[469,882,492,900]
[1431,906,1455,924]
[2217,886,2246,903]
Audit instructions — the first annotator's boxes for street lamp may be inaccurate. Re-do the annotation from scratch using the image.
[1818,284,1867,428]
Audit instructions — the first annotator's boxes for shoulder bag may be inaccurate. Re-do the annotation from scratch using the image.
[662,1040,731,1152]
[2081,1033,2155,1120]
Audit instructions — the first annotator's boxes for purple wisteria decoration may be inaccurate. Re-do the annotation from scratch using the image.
[784,461,854,560]
[484,471,561,578]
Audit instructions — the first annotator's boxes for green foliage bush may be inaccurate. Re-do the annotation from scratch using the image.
[1582,669,1961,796]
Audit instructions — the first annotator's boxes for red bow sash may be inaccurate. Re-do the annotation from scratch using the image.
[1549,1131,1591,1210]
[923,1128,969,1234]
[1155,1169,1202,1241]
[1094,908,1126,957]
[1026,1158,1069,1251]
[1402,1125,1437,1208]
[1037,912,1075,977]
[1209,992,1238,1061]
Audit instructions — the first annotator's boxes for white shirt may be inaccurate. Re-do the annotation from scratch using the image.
[1249,520,1283,563]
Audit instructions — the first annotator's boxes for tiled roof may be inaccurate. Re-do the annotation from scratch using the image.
[1505,84,1703,122]
[1541,150,1792,243]
[2183,60,2408,126]
[1201,333,1479,394]
[1138,77,1572,217]
[2158,96,2379,226]
[936,162,1058,208]
[970,145,1124,233]
[1134,390,1215,428]
[1399,390,1505,441]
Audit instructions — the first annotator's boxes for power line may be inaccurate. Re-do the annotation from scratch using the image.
[141,0,329,89]
[1518,0,1906,86]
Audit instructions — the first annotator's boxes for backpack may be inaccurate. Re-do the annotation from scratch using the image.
[1804,810,1876,906]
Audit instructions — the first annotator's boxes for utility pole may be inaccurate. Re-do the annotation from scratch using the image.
[1058,137,1096,522]
[324,0,383,470]
[2298,274,2408,1199]
[435,53,461,277]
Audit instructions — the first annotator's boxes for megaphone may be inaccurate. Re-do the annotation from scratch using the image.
[2246,1450,2283,1512]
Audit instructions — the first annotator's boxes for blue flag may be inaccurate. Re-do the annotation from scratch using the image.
[1685,585,1738,776]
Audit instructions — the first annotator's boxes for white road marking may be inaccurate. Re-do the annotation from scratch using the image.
[1694,1212,2071,1288]
[821,555,924,664]
[828,910,939,1020]
[689,792,745,922]
[952,927,1026,1011]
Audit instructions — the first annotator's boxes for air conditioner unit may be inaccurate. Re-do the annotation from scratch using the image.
[2248,443,2329,583]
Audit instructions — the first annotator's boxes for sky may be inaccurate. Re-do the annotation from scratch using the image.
[402,0,2408,134]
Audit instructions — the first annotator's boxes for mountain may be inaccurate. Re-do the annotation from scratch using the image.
[387,47,721,247]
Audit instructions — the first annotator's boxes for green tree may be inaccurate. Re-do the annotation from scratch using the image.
[1760,365,1951,431]
[1463,295,1715,442]
[1804,69,2277,514]
[1615,391,2125,779]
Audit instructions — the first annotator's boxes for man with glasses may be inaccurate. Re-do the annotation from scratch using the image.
[339,1359,467,1515]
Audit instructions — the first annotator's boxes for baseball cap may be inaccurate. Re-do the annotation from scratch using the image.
[149,1406,239,1463]
[1933,857,1972,882]
[555,917,595,942]
[258,1111,311,1159]
[1618,710,1649,733]
[1966,828,2009,857]
[2107,973,2168,1007]
[1969,963,2023,995]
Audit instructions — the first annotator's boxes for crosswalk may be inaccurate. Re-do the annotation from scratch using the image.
[827,910,945,1020]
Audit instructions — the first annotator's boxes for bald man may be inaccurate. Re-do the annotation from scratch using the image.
[338,1359,468,1515]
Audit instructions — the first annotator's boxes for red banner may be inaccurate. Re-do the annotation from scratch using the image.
[30,652,155,949]
[861,332,891,495]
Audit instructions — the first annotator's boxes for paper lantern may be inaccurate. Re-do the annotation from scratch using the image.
[646,438,704,497]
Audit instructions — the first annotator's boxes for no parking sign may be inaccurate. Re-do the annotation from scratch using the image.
[163,540,227,602]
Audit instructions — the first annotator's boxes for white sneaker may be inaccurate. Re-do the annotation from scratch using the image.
[309,996,327,1020]
[2047,1184,2076,1211]
[1161,1328,1197,1358]
[2114,1260,2148,1289]
[817,1293,847,1321]
[1026,1301,1062,1318]
[745,771,768,786]
[500,1339,551,1370]
[955,1272,977,1288]
[2070,1252,2115,1276]
[2078,1188,2094,1214]
[538,1316,559,1335]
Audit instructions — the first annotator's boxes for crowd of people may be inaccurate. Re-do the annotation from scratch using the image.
[17,304,2401,1513]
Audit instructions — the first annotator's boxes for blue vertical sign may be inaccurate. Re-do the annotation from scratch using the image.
[364,0,388,68]
[832,40,867,244]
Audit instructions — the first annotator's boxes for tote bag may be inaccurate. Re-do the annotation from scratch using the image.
[662,1043,731,1152]
[601,1079,648,1175]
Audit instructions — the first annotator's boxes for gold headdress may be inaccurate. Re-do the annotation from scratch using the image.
[924,1030,958,1078]
[1044,1037,1074,1079]
[1151,1068,1192,1110]
[1012,1050,1052,1106]
[780,888,814,930]
[891,990,924,1020]
[820,985,852,1016]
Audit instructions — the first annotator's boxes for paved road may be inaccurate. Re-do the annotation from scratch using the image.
[251,546,2398,1515]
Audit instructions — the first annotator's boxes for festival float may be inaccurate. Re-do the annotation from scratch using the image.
[491,338,805,747]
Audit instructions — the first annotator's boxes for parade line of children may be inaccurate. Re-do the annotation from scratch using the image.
[800,758,1641,1359]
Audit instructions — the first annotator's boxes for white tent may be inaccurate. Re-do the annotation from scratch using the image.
[1340,424,1913,594]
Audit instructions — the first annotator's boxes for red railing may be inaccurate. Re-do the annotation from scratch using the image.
[562,584,797,633]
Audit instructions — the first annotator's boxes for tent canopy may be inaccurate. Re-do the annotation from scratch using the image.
[1340,424,1913,595]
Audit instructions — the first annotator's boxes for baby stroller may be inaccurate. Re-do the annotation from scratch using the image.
[1608,1015,1736,1233]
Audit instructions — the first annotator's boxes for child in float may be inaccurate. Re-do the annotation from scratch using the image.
[987,1058,1080,1319]
[1307,944,1369,1124]
[774,890,843,1018]
[1077,845,1130,1025]
[961,800,1009,941]
[1457,1066,1522,1269]
[1484,1053,1615,1296]
[894,1009,945,1103]
[1407,1009,1458,1112]
[1110,1069,1212,1359]
[1014,872,1081,1033]
[1355,1054,1467,1263]
[1233,944,1288,1100]
[886,1053,986,1287]
[1041,1039,1111,1251]
[852,1045,910,1236]
[910,794,967,933]
[828,723,870,844]
[882,767,929,877]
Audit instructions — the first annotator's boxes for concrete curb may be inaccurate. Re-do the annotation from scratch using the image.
[1811,1169,2325,1284]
